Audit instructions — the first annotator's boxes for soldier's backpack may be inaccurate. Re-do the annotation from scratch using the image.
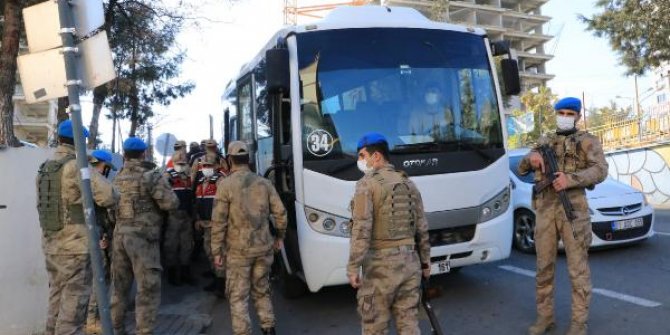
[37,154,79,233]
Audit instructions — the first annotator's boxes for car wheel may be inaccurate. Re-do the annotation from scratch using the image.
[513,210,536,253]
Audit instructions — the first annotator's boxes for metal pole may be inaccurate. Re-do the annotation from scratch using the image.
[147,125,154,162]
[582,91,587,131]
[635,75,642,142]
[209,114,214,140]
[56,1,113,334]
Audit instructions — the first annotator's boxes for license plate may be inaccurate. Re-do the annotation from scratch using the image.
[611,217,644,231]
[431,259,451,274]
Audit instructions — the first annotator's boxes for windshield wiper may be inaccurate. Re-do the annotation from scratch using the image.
[391,142,443,153]
[459,141,493,163]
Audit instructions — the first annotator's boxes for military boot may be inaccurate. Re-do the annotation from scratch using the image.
[203,277,217,292]
[180,265,195,285]
[528,316,555,335]
[261,327,276,335]
[566,322,587,335]
[166,267,181,286]
[214,277,226,299]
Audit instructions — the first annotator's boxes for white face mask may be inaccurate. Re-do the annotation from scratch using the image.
[556,115,576,131]
[425,93,439,105]
[174,165,185,173]
[202,168,214,178]
[357,158,373,174]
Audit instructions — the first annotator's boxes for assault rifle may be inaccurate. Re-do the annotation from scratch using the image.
[532,145,577,238]
[421,278,444,335]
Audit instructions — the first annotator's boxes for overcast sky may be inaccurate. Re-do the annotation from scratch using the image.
[87,0,653,153]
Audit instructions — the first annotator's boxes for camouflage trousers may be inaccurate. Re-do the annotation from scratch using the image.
[203,226,225,277]
[357,246,421,335]
[534,205,592,324]
[164,210,193,267]
[226,251,275,335]
[44,253,92,335]
[110,233,162,335]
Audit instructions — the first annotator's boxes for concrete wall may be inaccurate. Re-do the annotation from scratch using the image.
[0,147,53,335]
[606,143,670,209]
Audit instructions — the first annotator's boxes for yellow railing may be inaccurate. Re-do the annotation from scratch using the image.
[589,112,670,151]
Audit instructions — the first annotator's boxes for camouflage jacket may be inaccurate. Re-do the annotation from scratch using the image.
[346,164,430,277]
[210,166,287,258]
[518,130,608,210]
[113,159,179,239]
[40,144,118,255]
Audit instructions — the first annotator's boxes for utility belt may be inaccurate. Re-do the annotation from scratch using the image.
[370,237,414,250]
[369,241,415,256]
[114,223,161,240]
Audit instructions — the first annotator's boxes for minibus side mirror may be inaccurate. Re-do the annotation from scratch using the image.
[266,48,290,94]
[501,58,521,96]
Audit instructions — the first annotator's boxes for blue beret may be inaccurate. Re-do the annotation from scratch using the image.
[554,97,582,113]
[357,132,388,151]
[58,120,89,139]
[123,137,148,151]
[91,150,117,170]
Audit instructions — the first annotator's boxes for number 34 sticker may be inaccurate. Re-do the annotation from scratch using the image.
[307,129,334,157]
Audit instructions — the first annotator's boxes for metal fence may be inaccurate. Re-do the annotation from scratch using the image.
[589,102,670,151]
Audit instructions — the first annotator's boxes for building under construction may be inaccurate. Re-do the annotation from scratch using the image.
[285,0,554,91]
[380,0,553,91]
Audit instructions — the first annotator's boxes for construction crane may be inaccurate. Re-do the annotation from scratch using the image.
[284,0,373,25]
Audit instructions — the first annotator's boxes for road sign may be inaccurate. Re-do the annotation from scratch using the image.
[17,49,68,103]
[18,31,116,104]
[155,133,178,157]
[23,0,104,53]
[78,31,116,89]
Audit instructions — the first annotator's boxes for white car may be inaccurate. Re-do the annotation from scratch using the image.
[509,148,655,253]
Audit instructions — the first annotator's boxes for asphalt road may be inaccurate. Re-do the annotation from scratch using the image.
[208,211,670,335]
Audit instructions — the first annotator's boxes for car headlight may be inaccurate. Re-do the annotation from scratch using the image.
[478,186,511,223]
[304,207,351,237]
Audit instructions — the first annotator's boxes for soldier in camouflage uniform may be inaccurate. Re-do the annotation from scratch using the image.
[164,155,195,286]
[347,132,431,335]
[211,141,287,335]
[518,97,608,335]
[86,150,118,334]
[38,120,117,335]
[110,137,179,335]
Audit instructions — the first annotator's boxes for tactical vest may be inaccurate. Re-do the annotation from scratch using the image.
[114,164,160,232]
[535,131,591,185]
[37,154,85,234]
[369,169,418,249]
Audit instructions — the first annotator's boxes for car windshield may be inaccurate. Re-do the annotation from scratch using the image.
[297,28,503,159]
[509,155,534,184]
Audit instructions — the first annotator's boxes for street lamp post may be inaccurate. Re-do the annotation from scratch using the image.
[635,76,642,142]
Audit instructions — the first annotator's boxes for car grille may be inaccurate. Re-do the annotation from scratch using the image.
[429,225,476,247]
[597,203,642,216]
[591,214,652,241]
